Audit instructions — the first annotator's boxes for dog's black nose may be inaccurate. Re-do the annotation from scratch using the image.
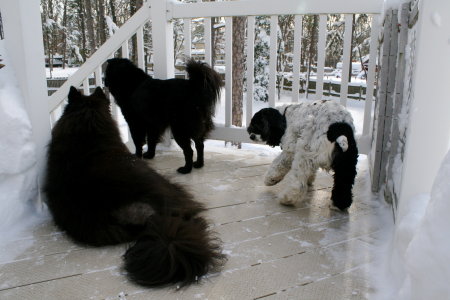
[250,134,256,140]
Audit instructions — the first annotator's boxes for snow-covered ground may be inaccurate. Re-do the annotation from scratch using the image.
[212,89,369,136]
[46,67,80,79]
[372,150,450,300]
[0,40,48,262]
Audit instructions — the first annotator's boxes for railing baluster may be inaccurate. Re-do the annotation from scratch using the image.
[246,16,255,126]
[83,78,90,95]
[184,18,192,61]
[95,66,103,87]
[268,15,277,107]
[315,14,327,100]
[50,110,57,127]
[136,26,145,69]
[340,14,353,106]
[363,15,380,136]
[291,15,302,103]
[121,40,129,59]
[204,18,212,66]
[225,17,232,127]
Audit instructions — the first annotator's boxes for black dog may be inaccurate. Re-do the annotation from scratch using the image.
[105,58,222,174]
[44,86,224,287]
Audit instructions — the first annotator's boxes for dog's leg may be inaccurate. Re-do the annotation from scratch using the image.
[143,128,159,159]
[330,149,357,211]
[307,171,316,187]
[279,146,315,206]
[173,134,193,174]
[264,151,294,186]
[279,166,314,206]
[193,138,205,169]
[129,124,146,158]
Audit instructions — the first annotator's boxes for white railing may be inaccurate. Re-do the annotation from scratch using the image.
[48,0,383,154]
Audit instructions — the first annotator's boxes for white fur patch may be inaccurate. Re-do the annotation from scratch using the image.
[266,101,355,205]
[336,135,348,152]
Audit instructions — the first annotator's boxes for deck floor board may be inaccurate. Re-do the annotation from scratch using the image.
[0,145,385,299]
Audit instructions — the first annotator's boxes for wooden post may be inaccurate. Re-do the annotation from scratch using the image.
[150,0,174,79]
[398,0,450,204]
[150,0,174,145]
[268,15,277,107]
[0,0,51,207]
[385,2,410,209]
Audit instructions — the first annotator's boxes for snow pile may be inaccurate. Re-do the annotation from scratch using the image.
[383,0,409,10]
[375,150,450,299]
[0,40,43,257]
[382,0,410,22]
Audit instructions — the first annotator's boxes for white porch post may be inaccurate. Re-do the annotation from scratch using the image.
[398,0,450,204]
[0,0,51,206]
[150,0,174,79]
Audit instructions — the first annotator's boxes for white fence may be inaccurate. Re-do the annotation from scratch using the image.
[48,0,383,154]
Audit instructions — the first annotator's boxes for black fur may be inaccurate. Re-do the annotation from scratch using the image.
[104,58,223,174]
[247,108,286,147]
[44,86,225,287]
[327,122,358,210]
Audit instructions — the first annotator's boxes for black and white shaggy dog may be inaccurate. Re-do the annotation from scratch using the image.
[104,58,223,174]
[247,100,358,210]
[44,87,224,287]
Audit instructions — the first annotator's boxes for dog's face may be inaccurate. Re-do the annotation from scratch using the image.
[247,108,286,147]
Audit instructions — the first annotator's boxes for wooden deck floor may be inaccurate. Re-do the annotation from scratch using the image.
[0,144,387,299]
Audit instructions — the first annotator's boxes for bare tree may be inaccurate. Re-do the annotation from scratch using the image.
[129,0,143,64]
[305,15,318,98]
[61,0,68,68]
[76,0,87,61]
[231,16,246,132]
[84,0,96,55]
[109,0,117,24]
[97,0,107,45]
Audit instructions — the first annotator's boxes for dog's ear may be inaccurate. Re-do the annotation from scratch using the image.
[68,86,81,103]
[92,86,106,98]
[264,108,286,147]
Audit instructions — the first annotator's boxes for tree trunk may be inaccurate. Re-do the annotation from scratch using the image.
[77,0,87,61]
[129,0,143,64]
[62,0,68,68]
[348,14,356,83]
[210,17,216,67]
[48,0,55,73]
[84,0,96,55]
[232,16,246,134]
[97,0,107,45]
[109,0,117,25]
[306,15,318,98]
[41,0,50,73]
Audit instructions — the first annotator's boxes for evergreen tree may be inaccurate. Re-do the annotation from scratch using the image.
[253,16,270,102]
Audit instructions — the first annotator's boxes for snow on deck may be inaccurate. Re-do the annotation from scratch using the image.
[0,144,390,299]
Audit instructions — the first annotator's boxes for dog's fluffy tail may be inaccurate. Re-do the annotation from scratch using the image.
[186,59,223,112]
[327,122,358,210]
[123,214,225,287]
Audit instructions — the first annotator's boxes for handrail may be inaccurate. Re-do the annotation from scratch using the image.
[48,4,151,112]
[168,0,383,19]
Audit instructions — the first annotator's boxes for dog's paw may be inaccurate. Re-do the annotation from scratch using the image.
[193,161,204,169]
[264,175,281,186]
[279,194,297,206]
[143,151,155,159]
[177,166,192,174]
[329,203,349,212]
